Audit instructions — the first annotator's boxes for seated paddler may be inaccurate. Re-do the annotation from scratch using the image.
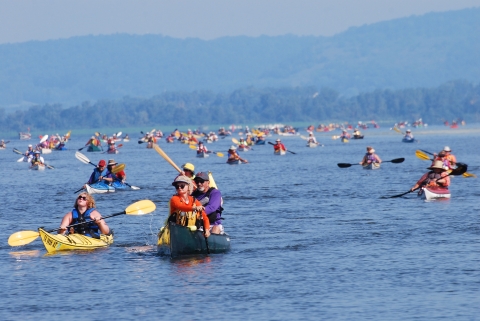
[169,175,210,237]
[84,159,107,188]
[410,160,450,192]
[192,172,224,235]
[58,193,111,237]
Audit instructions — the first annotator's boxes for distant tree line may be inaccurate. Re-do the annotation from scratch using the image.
[0,80,478,132]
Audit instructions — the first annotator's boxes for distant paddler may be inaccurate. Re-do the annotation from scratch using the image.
[434,146,456,168]
[227,145,248,163]
[353,128,362,138]
[360,146,382,166]
[197,141,208,154]
[307,132,318,144]
[0,139,6,148]
[85,136,102,151]
[273,138,286,153]
[404,129,414,141]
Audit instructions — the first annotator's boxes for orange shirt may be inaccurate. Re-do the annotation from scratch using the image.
[169,195,210,230]
[416,171,450,188]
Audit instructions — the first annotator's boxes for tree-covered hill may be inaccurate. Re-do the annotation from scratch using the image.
[0,8,479,107]
[1,80,478,132]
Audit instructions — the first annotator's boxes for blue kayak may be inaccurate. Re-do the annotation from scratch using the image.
[255,140,266,145]
[112,181,129,190]
[85,182,115,194]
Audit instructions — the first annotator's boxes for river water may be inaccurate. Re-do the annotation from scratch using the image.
[1,125,479,320]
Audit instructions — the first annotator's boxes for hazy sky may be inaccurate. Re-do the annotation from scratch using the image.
[1,0,479,44]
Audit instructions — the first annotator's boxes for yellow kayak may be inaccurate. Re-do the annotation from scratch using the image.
[38,228,113,253]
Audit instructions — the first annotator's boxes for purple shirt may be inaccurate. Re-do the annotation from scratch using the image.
[193,188,223,225]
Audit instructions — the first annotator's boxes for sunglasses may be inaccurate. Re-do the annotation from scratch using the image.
[77,196,88,201]
[175,184,187,190]
[194,179,205,184]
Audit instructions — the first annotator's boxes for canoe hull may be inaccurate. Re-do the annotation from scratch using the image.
[157,222,230,258]
[39,228,113,253]
[353,135,364,139]
[85,182,115,194]
[362,163,381,170]
[274,149,286,156]
[419,187,451,200]
[227,159,243,165]
[196,152,209,158]
[87,145,102,152]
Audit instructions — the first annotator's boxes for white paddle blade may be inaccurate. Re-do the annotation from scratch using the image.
[116,131,122,137]
[75,151,91,165]
[39,135,49,144]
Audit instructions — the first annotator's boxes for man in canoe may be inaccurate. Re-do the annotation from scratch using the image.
[273,139,286,152]
[168,175,210,237]
[30,150,45,166]
[25,144,35,160]
[404,129,414,140]
[410,160,450,192]
[307,133,317,144]
[227,145,248,163]
[58,193,111,237]
[83,159,108,189]
[101,159,126,184]
[197,141,208,154]
[442,146,456,168]
[360,146,382,166]
[192,172,224,235]
[85,136,101,148]
[0,139,6,148]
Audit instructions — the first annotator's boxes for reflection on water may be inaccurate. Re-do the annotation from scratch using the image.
[1,125,479,320]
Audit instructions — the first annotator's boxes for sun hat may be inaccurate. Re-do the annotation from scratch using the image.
[98,160,106,167]
[276,139,281,142]
[194,172,209,181]
[28,144,32,147]
[428,160,447,171]
[182,162,195,172]
[172,175,192,186]
[229,145,237,150]
[406,129,411,132]
[34,150,40,154]
[107,159,117,166]
[443,146,451,152]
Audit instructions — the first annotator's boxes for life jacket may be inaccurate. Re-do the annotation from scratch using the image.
[170,196,199,227]
[365,153,377,163]
[90,167,107,183]
[71,208,100,238]
[424,171,447,188]
[192,187,224,224]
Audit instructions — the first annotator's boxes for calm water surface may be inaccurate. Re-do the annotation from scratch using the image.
[1,125,479,320]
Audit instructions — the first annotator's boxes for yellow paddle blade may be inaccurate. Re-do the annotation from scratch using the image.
[232,138,239,145]
[415,150,431,161]
[8,231,40,246]
[189,144,197,149]
[95,132,100,136]
[216,152,224,157]
[463,172,477,178]
[393,127,402,134]
[125,200,156,215]
[112,163,125,174]
[65,130,71,138]
[208,171,218,189]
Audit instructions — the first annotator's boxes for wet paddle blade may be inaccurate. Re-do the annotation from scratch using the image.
[463,172,477,178]
[75,151,91,165]
[13,148,23,155]
[415,150,431,161]
[189,144,196,149]
[39,135,49,144]
[125,200,156,215]
[392,127,403,134]
[215,152,224,157]
[232,138,239,145]
[390,158,405,164]
[8,231,40,246]
[337,163,353,168]
[450,163,468,176]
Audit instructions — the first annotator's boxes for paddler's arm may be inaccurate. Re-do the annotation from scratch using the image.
[411,173,429,191]
[90,210,110,235]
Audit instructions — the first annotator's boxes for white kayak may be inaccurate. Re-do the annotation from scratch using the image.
[196,152,209,158]
[41,148,52,154]
[363,163,381,170]
[306,142,318,148]
[418,187,451,201]
[85,182,115,194]
[30,164,45,171]
[274,149,286,156]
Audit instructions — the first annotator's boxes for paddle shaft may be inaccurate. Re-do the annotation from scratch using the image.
[203,220,210,255]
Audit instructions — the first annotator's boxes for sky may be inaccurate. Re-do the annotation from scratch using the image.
[1,0,480,44]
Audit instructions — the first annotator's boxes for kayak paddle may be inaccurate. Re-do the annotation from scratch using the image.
[8,200,156,246]
[415,150,475,178]
[188,144,224,157]
[338,158,405,168]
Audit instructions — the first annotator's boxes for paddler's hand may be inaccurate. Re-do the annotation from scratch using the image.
[204,229,210,238]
